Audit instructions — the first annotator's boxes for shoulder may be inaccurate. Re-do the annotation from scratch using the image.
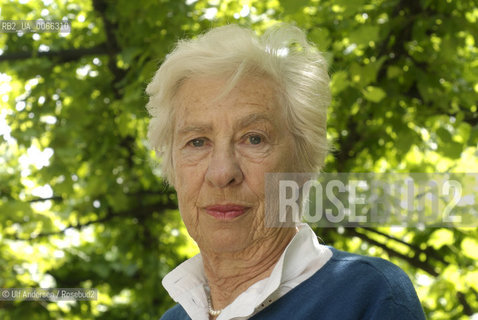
[328,247,409,277]
[321,247,426,319]
[327,247,417,295]
[160,304,190,320]
[252,247,426,320]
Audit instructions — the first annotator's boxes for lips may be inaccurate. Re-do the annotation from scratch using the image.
[204,204,249,220]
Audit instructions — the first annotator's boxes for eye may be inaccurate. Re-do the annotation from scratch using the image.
[244,134,265,146]
[188,138,205,147]
[248,135,262,145]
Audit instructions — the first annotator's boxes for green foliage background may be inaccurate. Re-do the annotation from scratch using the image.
[0,0,477,318]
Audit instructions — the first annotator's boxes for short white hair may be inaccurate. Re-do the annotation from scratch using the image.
[146,24,331,184]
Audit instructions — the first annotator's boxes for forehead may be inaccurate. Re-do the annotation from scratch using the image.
[173,75,279,122]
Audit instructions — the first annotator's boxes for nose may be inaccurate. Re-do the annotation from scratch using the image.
[205,143,244,188]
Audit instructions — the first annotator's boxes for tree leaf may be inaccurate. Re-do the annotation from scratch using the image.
[362,86,386,103]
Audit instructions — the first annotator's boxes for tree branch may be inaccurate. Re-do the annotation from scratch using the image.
[20,189,174,204]
[28,196,63,203]
[348,227,474,316]
[333,114,361,172]
[0,44,108,62]
[92,0,127,99]
[457,291,473,316]
[345,228,439,276]
[4,201,178,241]
[359,227,447,265]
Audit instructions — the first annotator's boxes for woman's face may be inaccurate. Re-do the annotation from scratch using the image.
[171,75,296,254]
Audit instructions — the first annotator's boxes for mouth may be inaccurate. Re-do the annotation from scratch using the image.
[204,204,249,220]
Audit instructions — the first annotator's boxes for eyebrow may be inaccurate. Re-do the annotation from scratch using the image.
[234,113,274,131]
[176,124,213,136]
[175,113,274,137]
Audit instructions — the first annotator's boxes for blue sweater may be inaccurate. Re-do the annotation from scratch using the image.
[161,247,426,319]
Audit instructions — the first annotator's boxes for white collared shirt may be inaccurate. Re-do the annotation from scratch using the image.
[162,223,332,320]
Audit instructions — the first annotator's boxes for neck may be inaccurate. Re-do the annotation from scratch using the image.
[201,228,297,311]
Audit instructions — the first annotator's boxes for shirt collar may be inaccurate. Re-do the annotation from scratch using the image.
[162,223,332,320]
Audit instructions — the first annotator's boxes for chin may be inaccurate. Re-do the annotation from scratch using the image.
[201,228,251,254]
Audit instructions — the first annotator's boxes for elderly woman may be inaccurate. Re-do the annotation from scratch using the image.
[146,24,425,320]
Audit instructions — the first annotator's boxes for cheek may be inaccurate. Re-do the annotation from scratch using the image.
[173,145,209,176]
[177,194,193,222]
[177,148,210,166]
[241,149,289,181]
[176,185,200,235]
[173,153,200,187]
[273,137,297,172]
[173,161,205,222]
[241,163,268,201]
[175,173,201,207]
[241,144,295,199]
